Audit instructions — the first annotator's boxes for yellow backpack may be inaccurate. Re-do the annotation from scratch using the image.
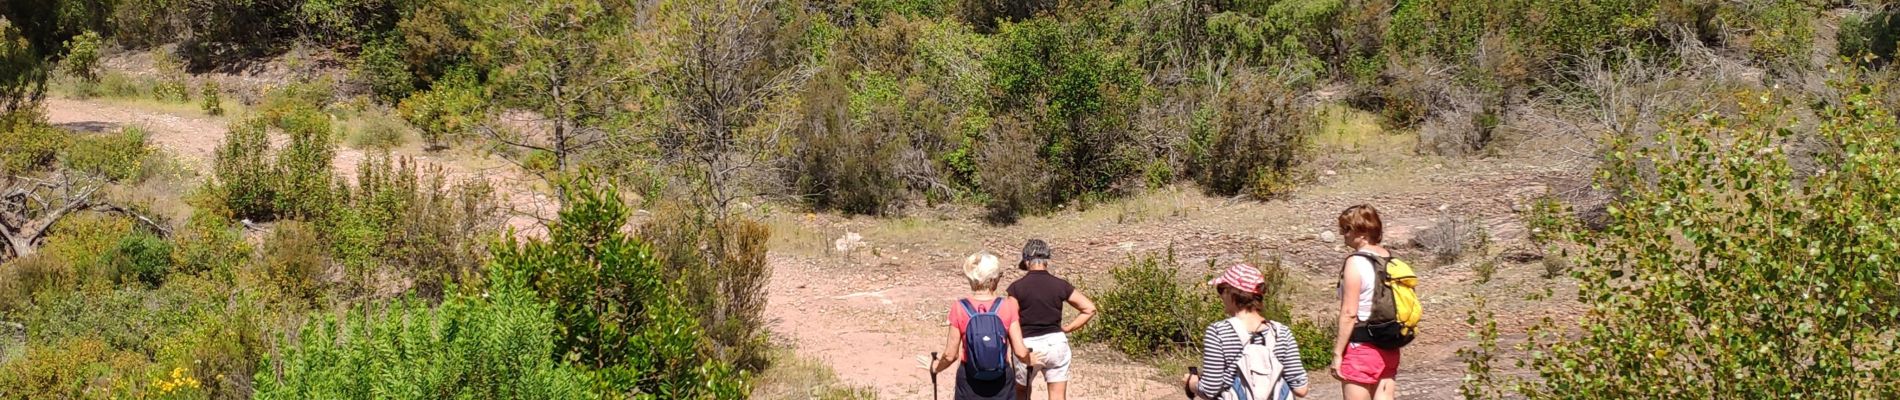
[1349,252,1420,348]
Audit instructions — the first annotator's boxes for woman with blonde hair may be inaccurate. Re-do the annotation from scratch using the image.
[920,251,1035,400]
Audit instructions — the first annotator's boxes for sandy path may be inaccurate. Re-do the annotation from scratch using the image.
[42,97,552,233]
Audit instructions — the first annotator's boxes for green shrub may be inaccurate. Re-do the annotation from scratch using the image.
[61,30,102,82]
[270,107,339,220]
[1515,82,1900,397]
[344,112,408,150]
[95,72,144,99]
[0,112,68,175]
[0,338,149,399]
[168,209,249,280]
[1732,0,1816,69]
[983,18,1145,215]
[1289,317,1335,371]
[786,68,907,215]
[253,288,592,400]
[396,66,484,149]
[212,118,276,220]
[1839,6,1898,68]
[331,155,502,298]
[200,80,223,116]
[1081,249,1225,357]
[40,213,138,288]
[243,220,328,308]
[642,205,774,372]
[152,74,190,103]
[61,126,154,182]
[490,178,747,397]
[110,0,184,49]
[1185,69,1313,200]
[0,255,71,312]
[107,232,172,287]
[355,35,414,103]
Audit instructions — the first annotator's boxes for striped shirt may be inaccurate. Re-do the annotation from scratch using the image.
[1196,319,1309,399]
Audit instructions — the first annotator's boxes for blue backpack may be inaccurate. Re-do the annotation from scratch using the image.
[960,298,1011,380]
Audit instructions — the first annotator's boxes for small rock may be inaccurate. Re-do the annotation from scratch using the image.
[1318,230,1338,243]
[1437,204,1450,212]
[1323,169,1337,176]
[833,232,865,253]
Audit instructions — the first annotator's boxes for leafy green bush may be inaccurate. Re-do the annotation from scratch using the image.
[0,337,149,398]
[253,288,592,400]
[786,68,908,215]
[211,119,275,220]
[329,156,501,298]
[1839,6,1898,68]
[396,65,484,149]
[355,35,414,103]
[1514,82,1900,397]
[0,255,70,312]
[61,126,153,182]
[491,178,747,398]
[40,213,138,288]
[200,80,223,116]
[1185,70,1313,199]
[243,220,328,308]
[344,112,407,150]
[1081,249,1224,357]
[983,17,1145,215]
[60,30,101,82]
[642,205,774,372]
[107,232,172,287]
[0,111,67,175]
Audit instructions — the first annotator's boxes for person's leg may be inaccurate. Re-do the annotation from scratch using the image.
[1374,378,1397,400]
[1342,381,1376,400]
[1013,364,1035,398]
[1047,382,1067,400]
[1043,334,1072,400]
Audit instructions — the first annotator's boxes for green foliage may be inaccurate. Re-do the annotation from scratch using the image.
[642,205,774,372]
[199,80,223,116]
[1518,83,1900,398]
[1731,0,1815,69]
[1081,249,1225,357]
[107,232,172,287]
[1185,70,1312,199]
[40,213,138,289]
[179,0,301,65]
[1840,6,1899,68]
[787,68,908,215]
[0,16,49,112]
[396,65,484,149]
[109,0,182,48]
[355,34,414,103]
[329,155,501,298]
[0,255,67,312]
[343,111,407,150]
[0,111,68,175]
[60,30,100,82]
[243,220,328,308]
[490,179,747,398]
[982,17,1145,216]
[1203,0,1343,80]
[1289,317,1334,371]
[61,126,153,182]
[168,209,249,279]
[253,286,593,400]
[211,118,276,221]
[0,337,147,399]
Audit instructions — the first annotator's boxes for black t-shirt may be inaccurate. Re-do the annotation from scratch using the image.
[1006,270,1075,338]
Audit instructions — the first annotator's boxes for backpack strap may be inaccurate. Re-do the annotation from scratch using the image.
[959,298,979,316]
[987,297,1004,315]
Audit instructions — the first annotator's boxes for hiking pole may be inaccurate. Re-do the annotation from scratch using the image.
[930,352,939,400]
[1185,367,1199,399]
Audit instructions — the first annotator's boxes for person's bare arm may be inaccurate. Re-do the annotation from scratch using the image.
[1008,320,1032,361]
[1332,259,1362,378]
[935,326,962,374]
[1061,290,1097,334]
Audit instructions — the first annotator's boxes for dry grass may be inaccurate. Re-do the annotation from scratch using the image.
[751,349,879,400]
[1311,104,1418,171]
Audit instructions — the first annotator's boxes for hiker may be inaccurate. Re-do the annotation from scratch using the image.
[1007,239,1098,400]
[919,251,1038,400]
[1183,263,1311,400]
[1331,205,1405,400]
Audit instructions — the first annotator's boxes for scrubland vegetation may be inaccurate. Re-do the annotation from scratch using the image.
[1,0,1898,398]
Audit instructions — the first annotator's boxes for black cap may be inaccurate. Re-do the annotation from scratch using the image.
[1019,239,1051,270]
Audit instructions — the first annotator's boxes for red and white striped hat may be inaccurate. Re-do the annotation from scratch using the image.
[1207,263,1265,294]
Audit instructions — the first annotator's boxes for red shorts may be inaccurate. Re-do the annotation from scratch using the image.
[1339,342,1400,385]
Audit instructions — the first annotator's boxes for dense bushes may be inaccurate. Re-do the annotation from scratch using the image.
[1082,250,1224,357]
[983,17,1145,216]
[642,205,773,371]
[490,179,748,398]
[1186,70,1313,199]
[1500,82,1900,397]
[61,126,153,182]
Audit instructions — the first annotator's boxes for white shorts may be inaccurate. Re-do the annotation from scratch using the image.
[1015,332,1073,384]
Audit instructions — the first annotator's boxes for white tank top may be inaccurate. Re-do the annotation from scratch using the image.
[1339,249,1380,321]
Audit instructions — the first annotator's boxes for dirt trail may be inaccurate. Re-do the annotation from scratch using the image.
[762,149,1590,399]
[41,97,552,233]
